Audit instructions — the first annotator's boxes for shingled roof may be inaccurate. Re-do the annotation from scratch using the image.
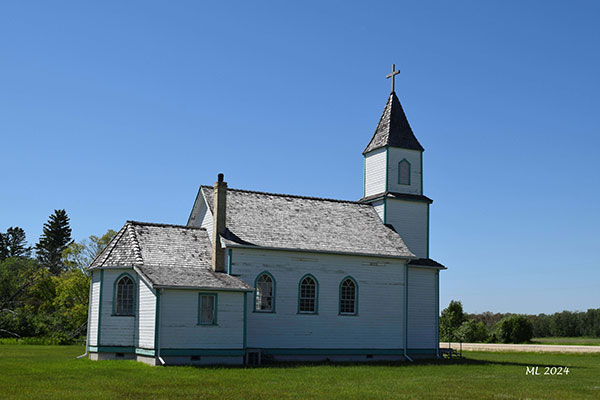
[89,221,251,291]
[363,91,424,154]
[200,186,415,259]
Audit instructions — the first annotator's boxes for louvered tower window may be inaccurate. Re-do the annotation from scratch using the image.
[398,159,411,185]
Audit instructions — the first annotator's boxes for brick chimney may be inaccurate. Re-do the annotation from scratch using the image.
[212,173,227,272]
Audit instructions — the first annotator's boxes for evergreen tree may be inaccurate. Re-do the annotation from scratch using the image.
[36,210,72,274]
[0,233,7,261]
[5,227,30,258]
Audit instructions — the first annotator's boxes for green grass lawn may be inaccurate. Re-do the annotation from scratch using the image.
[1,345,599,399]
[532,337,600,346]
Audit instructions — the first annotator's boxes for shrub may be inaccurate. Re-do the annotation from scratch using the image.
[498,315,533,343]
[456,320,489,343]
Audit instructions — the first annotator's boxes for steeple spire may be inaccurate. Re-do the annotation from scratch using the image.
[363,91,424,154]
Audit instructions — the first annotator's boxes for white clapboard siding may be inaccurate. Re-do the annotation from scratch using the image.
[233,248,405,350]
[100,269,136,347]
[88,271,101,346]
[200,201,214,243]
[364,148,387,197]
[407,267,437,349]
[387,148,422,195]
[385,199,428,258]
[159,290,244,349]
[187,195,213,242]
[371,200,384,222]
[137,278,156,349]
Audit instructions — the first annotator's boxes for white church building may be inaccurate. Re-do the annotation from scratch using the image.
[86,79,446,365]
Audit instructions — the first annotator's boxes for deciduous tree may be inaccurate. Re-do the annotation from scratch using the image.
[440,300,467,341]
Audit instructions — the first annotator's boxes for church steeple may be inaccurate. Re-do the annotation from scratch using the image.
[361,65,431,258]
[363,91,424,154]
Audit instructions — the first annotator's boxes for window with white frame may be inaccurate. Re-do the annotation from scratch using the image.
[299,275,317,313]
[115,275,135,315]
[198,294,217,325]
[255,273,274,312]
[340,277,357,315]
[398,159,411,185]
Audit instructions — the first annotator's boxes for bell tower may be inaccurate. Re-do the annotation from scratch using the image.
[361,65,432,258]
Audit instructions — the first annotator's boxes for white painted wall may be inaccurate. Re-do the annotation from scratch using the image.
[407,267,437,349]
[187,195,213,242]
[159,290,244,349]
[88,271,101,346]
[364,148,387,197]
[233,248,406,350]
[385,199,428,258]
[371,199,384,222]
[387,147,422,195]
[99,268,136,347]
[137,278,156,349]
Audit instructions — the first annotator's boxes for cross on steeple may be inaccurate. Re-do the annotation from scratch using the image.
[386,64,400,93]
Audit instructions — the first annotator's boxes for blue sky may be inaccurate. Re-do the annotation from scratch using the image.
[1,1,598,314]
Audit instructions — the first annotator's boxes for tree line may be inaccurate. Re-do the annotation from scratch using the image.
[0,210,115,343]
[440,300,600,343]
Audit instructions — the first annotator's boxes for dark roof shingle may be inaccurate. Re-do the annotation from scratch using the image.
[363,92,424,154]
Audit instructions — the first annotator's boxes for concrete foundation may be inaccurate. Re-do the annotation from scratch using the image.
[270,354,407,362]
[89,351,436,365]
[88,352,135,361]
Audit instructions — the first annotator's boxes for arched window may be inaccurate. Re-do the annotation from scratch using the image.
[298,274,318,314]
[398,159,411,185]
[339,277,358,315]
[114,274,135,316]
[255,272,275,312]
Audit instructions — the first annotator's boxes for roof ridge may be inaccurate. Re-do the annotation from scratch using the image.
[200,185,368,205]
[125,223,144,266]
[126,220,207,230]
[363,92,394,154]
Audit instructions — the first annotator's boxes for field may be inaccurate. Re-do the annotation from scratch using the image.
[532,337,600,346]
[1,345,599,399]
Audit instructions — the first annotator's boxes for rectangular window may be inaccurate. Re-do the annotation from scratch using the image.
[198,294,217,325]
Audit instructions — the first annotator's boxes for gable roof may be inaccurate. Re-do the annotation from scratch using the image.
[200,186,415,259]
[89,221,251,291]
[363,91,424,154]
